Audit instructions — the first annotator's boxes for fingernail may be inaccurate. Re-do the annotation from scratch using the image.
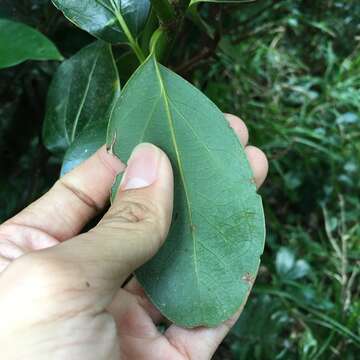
[121,143,161,190]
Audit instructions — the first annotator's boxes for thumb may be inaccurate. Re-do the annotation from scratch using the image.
[37,143,173,306]
[92,142,174,276]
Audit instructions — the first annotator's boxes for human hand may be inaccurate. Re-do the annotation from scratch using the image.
[0,114,268,360]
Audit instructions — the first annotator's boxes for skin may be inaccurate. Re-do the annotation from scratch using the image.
[0,114,268,360]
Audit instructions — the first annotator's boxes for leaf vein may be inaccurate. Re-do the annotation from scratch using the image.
[153,58,204,321]
[170,100,225,168]
[70,46,102,142]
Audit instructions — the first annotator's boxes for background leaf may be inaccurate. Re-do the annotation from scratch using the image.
[190,0,256,5]
[276,247,311,281]
[0,19,62,69]
[276,247,295,276]
[51,0,151,44]
[108,55,265,328]
[43,41,120,158]
[60,121,107,176]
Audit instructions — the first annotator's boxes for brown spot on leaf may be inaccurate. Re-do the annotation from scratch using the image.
[107,131,117,155]
[242,272,255,285]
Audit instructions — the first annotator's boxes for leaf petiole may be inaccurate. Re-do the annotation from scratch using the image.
[109,0,146,63]
[150,0,176,25]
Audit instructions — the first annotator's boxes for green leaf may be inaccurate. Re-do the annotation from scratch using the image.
[60,122,107,176]
[275,247,295,275]
[43,41,120,158]
[51,0,151,44]
[190,0,256,5]
[276,247,311,281]
[0,19,62,69]
[108,55,265,328]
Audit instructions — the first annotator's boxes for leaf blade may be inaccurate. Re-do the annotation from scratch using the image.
[108,55,265,327]
[51,0,151,44]
[43,41,120,160]
[60,122,108,176]
[0,19,62,69]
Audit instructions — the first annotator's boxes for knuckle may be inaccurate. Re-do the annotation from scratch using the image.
[111,201,151,223]
[107,199,160,228]
[100,199,166,243]
[54,178,100,212]
[109,200,153,223]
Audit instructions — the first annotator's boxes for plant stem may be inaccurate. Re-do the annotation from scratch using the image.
[149,0,189,63]
[150,0,176,25]
[109,0,145,62]
[140,8,159,56]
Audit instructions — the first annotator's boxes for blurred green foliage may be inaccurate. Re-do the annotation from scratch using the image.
[0,0,359,358]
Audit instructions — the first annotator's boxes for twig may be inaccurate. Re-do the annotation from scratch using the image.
[339,195,349,313]
[175,46,217,74]
[322,205,342,258]
[344,267,359,312]
[175,7,222,75]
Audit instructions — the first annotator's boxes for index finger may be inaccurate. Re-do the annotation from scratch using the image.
[3,146,124,241]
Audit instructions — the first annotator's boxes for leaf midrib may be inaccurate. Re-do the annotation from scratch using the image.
[70,46,102,142]
[153,58,203,320]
